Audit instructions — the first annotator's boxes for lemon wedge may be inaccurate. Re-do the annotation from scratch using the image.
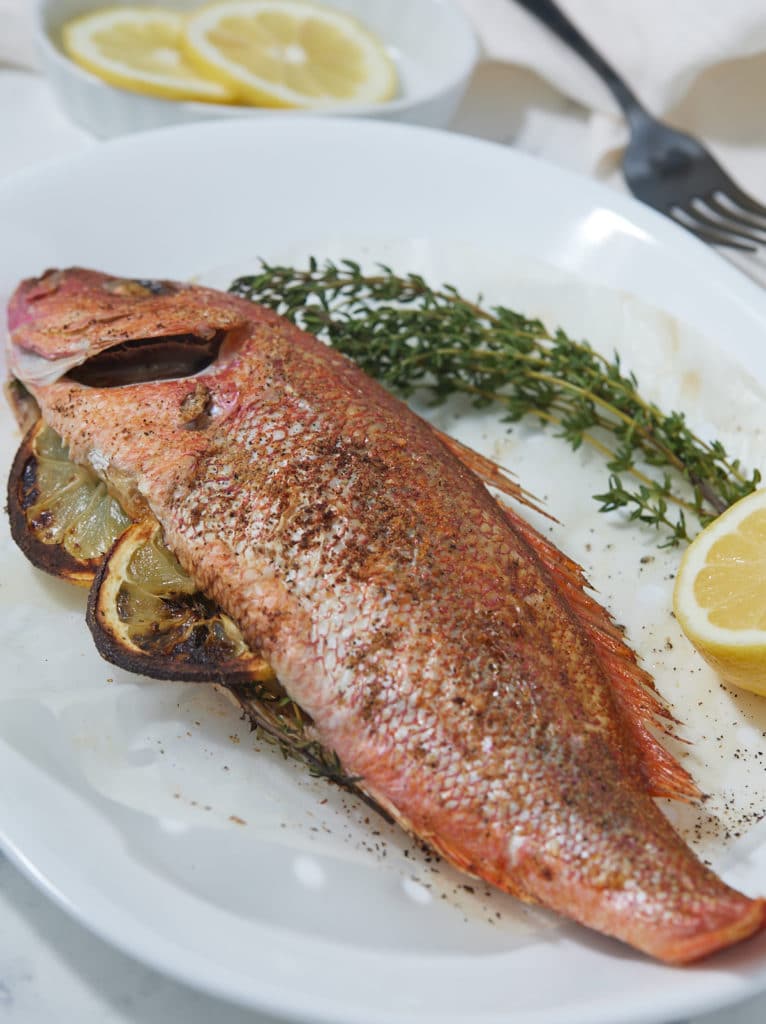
[62,7,237,103]
[674,488,766,695]
[184,0,397,108]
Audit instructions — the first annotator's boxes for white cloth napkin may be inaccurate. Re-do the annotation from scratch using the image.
[0,0,38,70]
[460,0,766,118]
[455,0,766,194]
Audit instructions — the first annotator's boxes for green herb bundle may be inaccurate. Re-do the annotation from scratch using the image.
[231,260,760,547]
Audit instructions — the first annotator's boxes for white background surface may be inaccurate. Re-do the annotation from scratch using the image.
[3,5,766,1024]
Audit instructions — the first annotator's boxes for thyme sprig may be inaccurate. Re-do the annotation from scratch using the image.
[231,260,760,546]
[228,680,387,815]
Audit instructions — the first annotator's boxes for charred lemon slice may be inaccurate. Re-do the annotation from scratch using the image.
[87,520,362,787]
[87,519,275,685]
[5,378,40,435]
[8,420,132,585]
[10,426,359,794]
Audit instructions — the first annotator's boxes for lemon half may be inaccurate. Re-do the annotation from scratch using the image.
[184,0,397,108]
[62,7,237,103]
[674,488,766,695]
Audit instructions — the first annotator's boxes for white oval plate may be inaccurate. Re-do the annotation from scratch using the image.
[1,118,766,1024]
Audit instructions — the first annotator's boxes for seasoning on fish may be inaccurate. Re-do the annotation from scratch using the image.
[6,267,765,963]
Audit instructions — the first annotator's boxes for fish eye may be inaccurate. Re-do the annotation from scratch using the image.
[65,331,228,388]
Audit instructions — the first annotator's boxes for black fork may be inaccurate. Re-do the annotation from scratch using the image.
[514,0,766,252]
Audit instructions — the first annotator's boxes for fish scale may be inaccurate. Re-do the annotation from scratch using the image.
[6,267,765,964]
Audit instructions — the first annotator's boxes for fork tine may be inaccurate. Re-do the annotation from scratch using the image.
[684,201,766,246]
[717,183,766,222]
[708,191,766,229]
[670,209,757,252]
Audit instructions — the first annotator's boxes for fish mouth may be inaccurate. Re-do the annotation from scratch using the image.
[10,326,234,389]
[65,330,229,388]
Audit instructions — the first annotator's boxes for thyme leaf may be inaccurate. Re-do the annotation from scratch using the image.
[231,260,760,547]
[227,680,387,816]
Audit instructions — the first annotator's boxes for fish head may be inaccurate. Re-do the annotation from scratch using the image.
[6,267,246,389]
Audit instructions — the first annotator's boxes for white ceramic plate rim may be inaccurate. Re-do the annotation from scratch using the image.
[2,117,766,1024]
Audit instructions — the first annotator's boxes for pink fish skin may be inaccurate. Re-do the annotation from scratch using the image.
[6,267,765,963]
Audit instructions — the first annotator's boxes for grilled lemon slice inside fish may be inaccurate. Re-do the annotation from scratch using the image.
[86,520,359,784]
[8,420,356,789]
[7,420,132,585]
[87,518,276,686]
[7,422,273,686]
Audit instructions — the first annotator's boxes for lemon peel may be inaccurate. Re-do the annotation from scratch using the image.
[674,487,766,696]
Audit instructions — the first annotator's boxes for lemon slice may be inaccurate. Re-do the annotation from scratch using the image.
[86,519,354,782]
[184,0,397,109]
[8,420,132,586]
[88,518,276,685]
[62,7,237,103]
[674,488,766,695]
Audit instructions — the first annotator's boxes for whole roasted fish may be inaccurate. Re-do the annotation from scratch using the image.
[6,267,765,963]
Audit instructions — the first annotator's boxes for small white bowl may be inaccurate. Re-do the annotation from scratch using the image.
[35,0,479,138]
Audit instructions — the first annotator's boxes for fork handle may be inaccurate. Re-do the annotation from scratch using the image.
[513,0,647,123]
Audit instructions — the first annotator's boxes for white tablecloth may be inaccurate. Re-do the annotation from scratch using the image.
[2,8,766,1024]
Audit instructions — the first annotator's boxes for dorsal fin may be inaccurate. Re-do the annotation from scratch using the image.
[431,424,699,802]
[503,503,700,802]
[431,427,553,519]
